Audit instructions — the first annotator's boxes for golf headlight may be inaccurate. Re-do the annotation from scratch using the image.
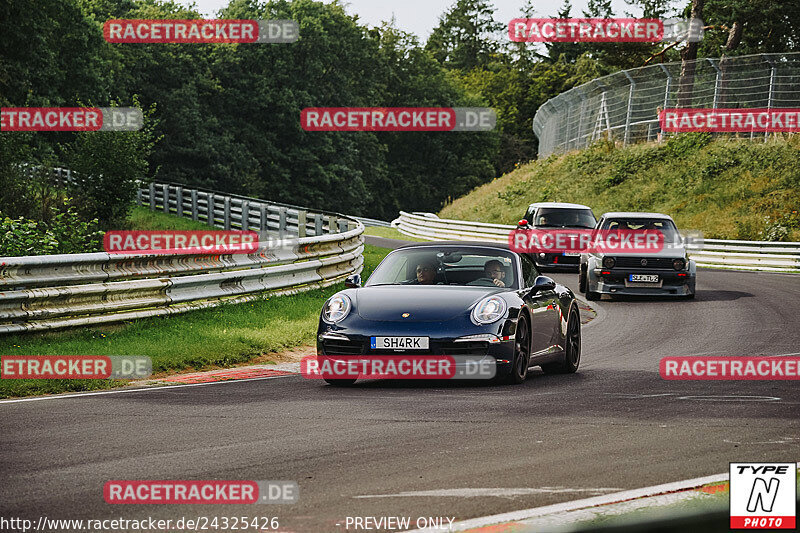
[602,256,616,269]
[471,296,507,325]
[322,294,351,323]
[673,258,686,271]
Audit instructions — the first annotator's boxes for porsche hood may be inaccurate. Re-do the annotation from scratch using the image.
[352,286,503,322]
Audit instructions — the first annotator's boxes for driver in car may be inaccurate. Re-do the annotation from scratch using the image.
[413,260,438,285]
[483,260,506,287]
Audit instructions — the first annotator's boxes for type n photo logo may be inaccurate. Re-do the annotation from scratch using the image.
[730,463,797,529]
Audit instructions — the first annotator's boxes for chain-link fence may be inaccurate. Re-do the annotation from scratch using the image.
[532,52,800,157]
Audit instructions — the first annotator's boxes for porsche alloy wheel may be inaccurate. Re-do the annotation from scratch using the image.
[542,306,581,374]
[508,313,531,384]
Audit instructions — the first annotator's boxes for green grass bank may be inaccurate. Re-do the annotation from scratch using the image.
[440,135,800,241]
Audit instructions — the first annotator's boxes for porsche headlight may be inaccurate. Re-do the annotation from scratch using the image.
[471,296,507,325]
[673,258,686,271]
[322,294,351,323]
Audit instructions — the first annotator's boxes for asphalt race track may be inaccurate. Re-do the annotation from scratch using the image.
[2,239,799,532]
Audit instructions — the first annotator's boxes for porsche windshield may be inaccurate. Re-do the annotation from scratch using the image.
[366,248,518,289]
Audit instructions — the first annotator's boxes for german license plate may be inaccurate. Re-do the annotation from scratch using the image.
[629,274,659,282]
[371,336,429,350]
[563,252,581,256]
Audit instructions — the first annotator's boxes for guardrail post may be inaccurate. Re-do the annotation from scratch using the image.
[136,188,143,206]
[241,201,250,231]
[765,55,776,142]
[149,183,156,211]
[298,211,307,237]
[207,193,216,227]
[260,205,269,232]
[162,184,170,214]
[659,64,672,111]
[223,197,231,230]
[314,214,323,236]
[707,58,721,109]
[327,215,336,234]
[576,92,587,149]
[623,70,636,145]
[176,186,184,218]
[278,207,287,237]
[191,190,198,221]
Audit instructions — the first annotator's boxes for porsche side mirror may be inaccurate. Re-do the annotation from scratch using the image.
[517,219,530,229]
[344,274,361,288]
[529,276,556,294]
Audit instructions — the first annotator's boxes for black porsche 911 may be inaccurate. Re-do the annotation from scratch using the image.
[316,241,582,385]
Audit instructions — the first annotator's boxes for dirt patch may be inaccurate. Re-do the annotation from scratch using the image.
[145,345,315,381]
[242,345,316,365]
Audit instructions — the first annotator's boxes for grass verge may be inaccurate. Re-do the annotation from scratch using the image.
[573,476,800,529]
[363,225,427,242]
[440,135,800,241]
[0,244,390,398]
[124,206,211,230]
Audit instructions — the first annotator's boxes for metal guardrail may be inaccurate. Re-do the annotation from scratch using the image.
[392,212,800,273]
[28,165,391,228]
[140,181,392,231]
[532,52,800,157]
[0,184,364,335]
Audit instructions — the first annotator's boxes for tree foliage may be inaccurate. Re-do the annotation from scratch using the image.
[1,0,797,231]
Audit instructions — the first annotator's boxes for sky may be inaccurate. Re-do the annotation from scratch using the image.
[185,0,646,40]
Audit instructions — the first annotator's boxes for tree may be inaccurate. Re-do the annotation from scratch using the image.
[545,0,584,63]
[426,0,504,71]
[699,0,800,56]
[677,0,704,107]
[65,102,160,228]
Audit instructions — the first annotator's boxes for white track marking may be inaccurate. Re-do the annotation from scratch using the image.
[0,374,297,404]
[723,436,800,445]
[677,395,781,402]
[456,490,702,532]
[355,488,622,499]
[403,472,730,532]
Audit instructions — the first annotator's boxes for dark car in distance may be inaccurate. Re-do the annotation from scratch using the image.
[316,242,582,386]
[518,202,597,271]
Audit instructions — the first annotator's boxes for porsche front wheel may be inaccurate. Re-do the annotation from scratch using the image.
[542,305,581,374]
[507,313,531,384]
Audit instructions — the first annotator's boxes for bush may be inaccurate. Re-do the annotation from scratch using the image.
[64,100,160,229]
[0,202,104,256]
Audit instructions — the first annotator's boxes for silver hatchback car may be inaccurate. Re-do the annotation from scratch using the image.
[579,212,696,300]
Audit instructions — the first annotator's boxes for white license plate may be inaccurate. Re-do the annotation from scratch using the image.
[563,252,581,257]
[371,336,429,350]
[629,274,659,282]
